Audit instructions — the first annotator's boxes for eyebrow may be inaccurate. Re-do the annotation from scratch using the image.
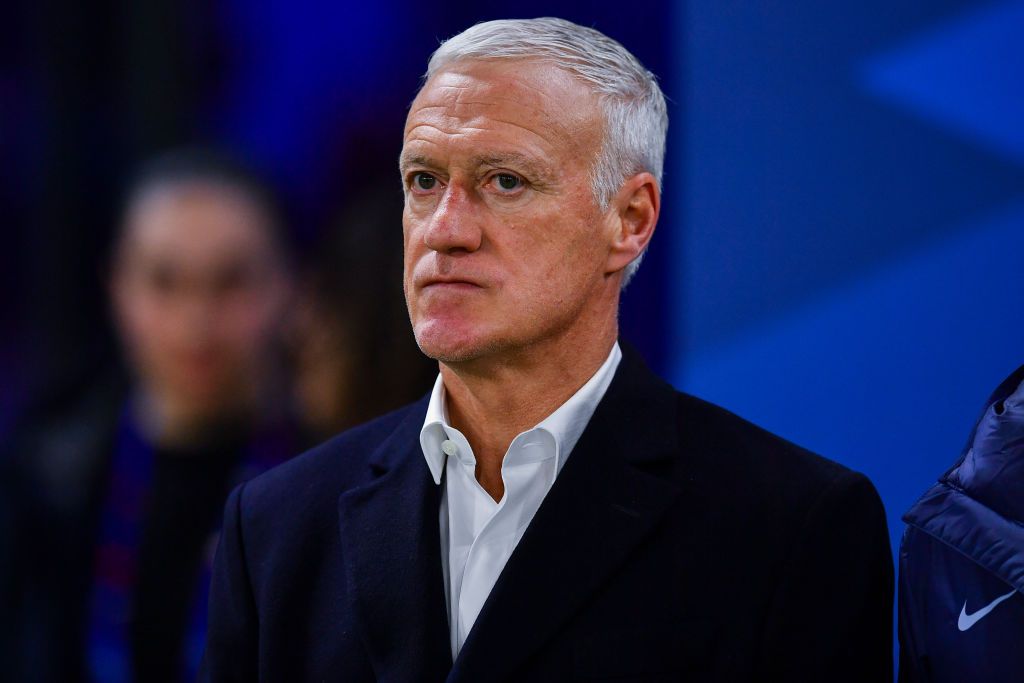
[399,151,556,183]
[398,153,439,173]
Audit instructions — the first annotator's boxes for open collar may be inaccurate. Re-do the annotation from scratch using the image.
[419,343,623,485]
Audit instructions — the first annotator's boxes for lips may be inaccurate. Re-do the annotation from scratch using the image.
[421,281,482,299]
[424,279,479,287]
[417,274,483,290]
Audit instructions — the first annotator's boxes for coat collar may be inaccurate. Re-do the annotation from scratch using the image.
[419,342,623,485]
[337,396,453,680]
[338,342,685,681]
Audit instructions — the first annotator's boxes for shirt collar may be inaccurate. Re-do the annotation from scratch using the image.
[419,342,622,485]
[420,374,452,485]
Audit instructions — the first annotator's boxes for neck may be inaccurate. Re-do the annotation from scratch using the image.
[134,381,264,450]
[440,312,618,500]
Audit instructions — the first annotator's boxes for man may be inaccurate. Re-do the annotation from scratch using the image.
[1,150,299,683]
[201,18,893,682]
[898,365,1024,682]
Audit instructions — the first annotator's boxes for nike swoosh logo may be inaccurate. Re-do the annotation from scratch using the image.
[958,588,1018,631]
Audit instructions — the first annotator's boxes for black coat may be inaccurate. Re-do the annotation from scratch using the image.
[0,372,125,683]
[201,346,893,682]
[0,369,305,683]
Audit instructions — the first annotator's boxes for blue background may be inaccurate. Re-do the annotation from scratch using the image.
[672,0,1024,569]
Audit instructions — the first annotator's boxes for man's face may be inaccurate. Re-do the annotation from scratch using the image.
[401,59,614,363]
[112,184,289,418]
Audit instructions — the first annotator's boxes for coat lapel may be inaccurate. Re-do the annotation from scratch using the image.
[337,400,453,681]
[448,346,684,682]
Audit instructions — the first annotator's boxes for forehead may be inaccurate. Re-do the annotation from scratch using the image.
[402,59,602,167]
[122,183,276,267]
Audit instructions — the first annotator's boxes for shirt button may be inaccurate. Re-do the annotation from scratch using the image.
[441,439,458,457]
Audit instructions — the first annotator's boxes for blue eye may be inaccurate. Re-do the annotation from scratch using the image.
[495,173,521,191]
[413,173,436,190]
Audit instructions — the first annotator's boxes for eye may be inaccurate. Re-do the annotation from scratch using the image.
[492,173,523,192]
[146,263,180,294]
[411,172,437,191]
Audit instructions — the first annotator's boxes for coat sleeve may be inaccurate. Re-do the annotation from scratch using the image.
[0,458,21,677]
[896,527,929,683]
[199,482,259,683]
[760,471,895,682]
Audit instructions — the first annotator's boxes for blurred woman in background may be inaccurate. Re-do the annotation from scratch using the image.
[1,149,301,683]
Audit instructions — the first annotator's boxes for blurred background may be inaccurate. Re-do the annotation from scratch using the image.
[0,0,1021,679]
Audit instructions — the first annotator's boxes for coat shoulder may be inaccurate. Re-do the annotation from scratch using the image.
[237,401,422,521]
[674,391,881,520]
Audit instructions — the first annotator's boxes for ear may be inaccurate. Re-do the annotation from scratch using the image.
[604,172,660,278]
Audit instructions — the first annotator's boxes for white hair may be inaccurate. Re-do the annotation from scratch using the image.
[425,17,668,287]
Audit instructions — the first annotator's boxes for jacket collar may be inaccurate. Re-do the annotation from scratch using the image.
[904,364,1024,592]
[942,364,1024,524]
[418,342,623,485]
[337,395,453,680]
[338,342,686,681]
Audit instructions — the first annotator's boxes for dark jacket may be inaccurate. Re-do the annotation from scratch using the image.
[0,372,126,683]
[898,365,1024,683]
[0,370,303,683]
[201,345,894,682]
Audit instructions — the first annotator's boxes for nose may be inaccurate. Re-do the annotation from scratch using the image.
[179,287,218,344]
[423,184,482,254]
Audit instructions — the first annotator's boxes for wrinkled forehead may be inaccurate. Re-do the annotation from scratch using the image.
[403,59,603,158]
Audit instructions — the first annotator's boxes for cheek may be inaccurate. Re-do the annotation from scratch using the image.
[215,289,284,347]
[115,296,187,387]
[402,238,418,288]
[402,216,430,310]
[508,211,601,288]
[403,208,429,253]
[120,291,177,351]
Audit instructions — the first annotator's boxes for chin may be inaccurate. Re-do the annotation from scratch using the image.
[412,319,503,364]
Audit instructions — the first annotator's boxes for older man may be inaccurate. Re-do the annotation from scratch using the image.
[201,18,893,682]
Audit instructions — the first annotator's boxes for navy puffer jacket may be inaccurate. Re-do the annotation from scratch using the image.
[898,365,1024,682]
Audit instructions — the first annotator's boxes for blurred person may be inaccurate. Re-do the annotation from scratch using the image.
[899,365,1024,682]
[0,149,300,683]
[201,18,893,682]
[291,185,437,440]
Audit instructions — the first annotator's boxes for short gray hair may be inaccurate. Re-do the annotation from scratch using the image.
[425,17,668,287]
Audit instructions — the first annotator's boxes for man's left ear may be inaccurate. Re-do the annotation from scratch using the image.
[605,172,660,276]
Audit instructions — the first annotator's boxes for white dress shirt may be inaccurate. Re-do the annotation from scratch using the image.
[419,342,622,659]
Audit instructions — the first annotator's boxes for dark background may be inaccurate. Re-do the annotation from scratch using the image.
[3,0,1023,657]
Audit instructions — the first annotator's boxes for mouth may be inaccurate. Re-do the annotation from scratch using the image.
[420,277,483,290]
